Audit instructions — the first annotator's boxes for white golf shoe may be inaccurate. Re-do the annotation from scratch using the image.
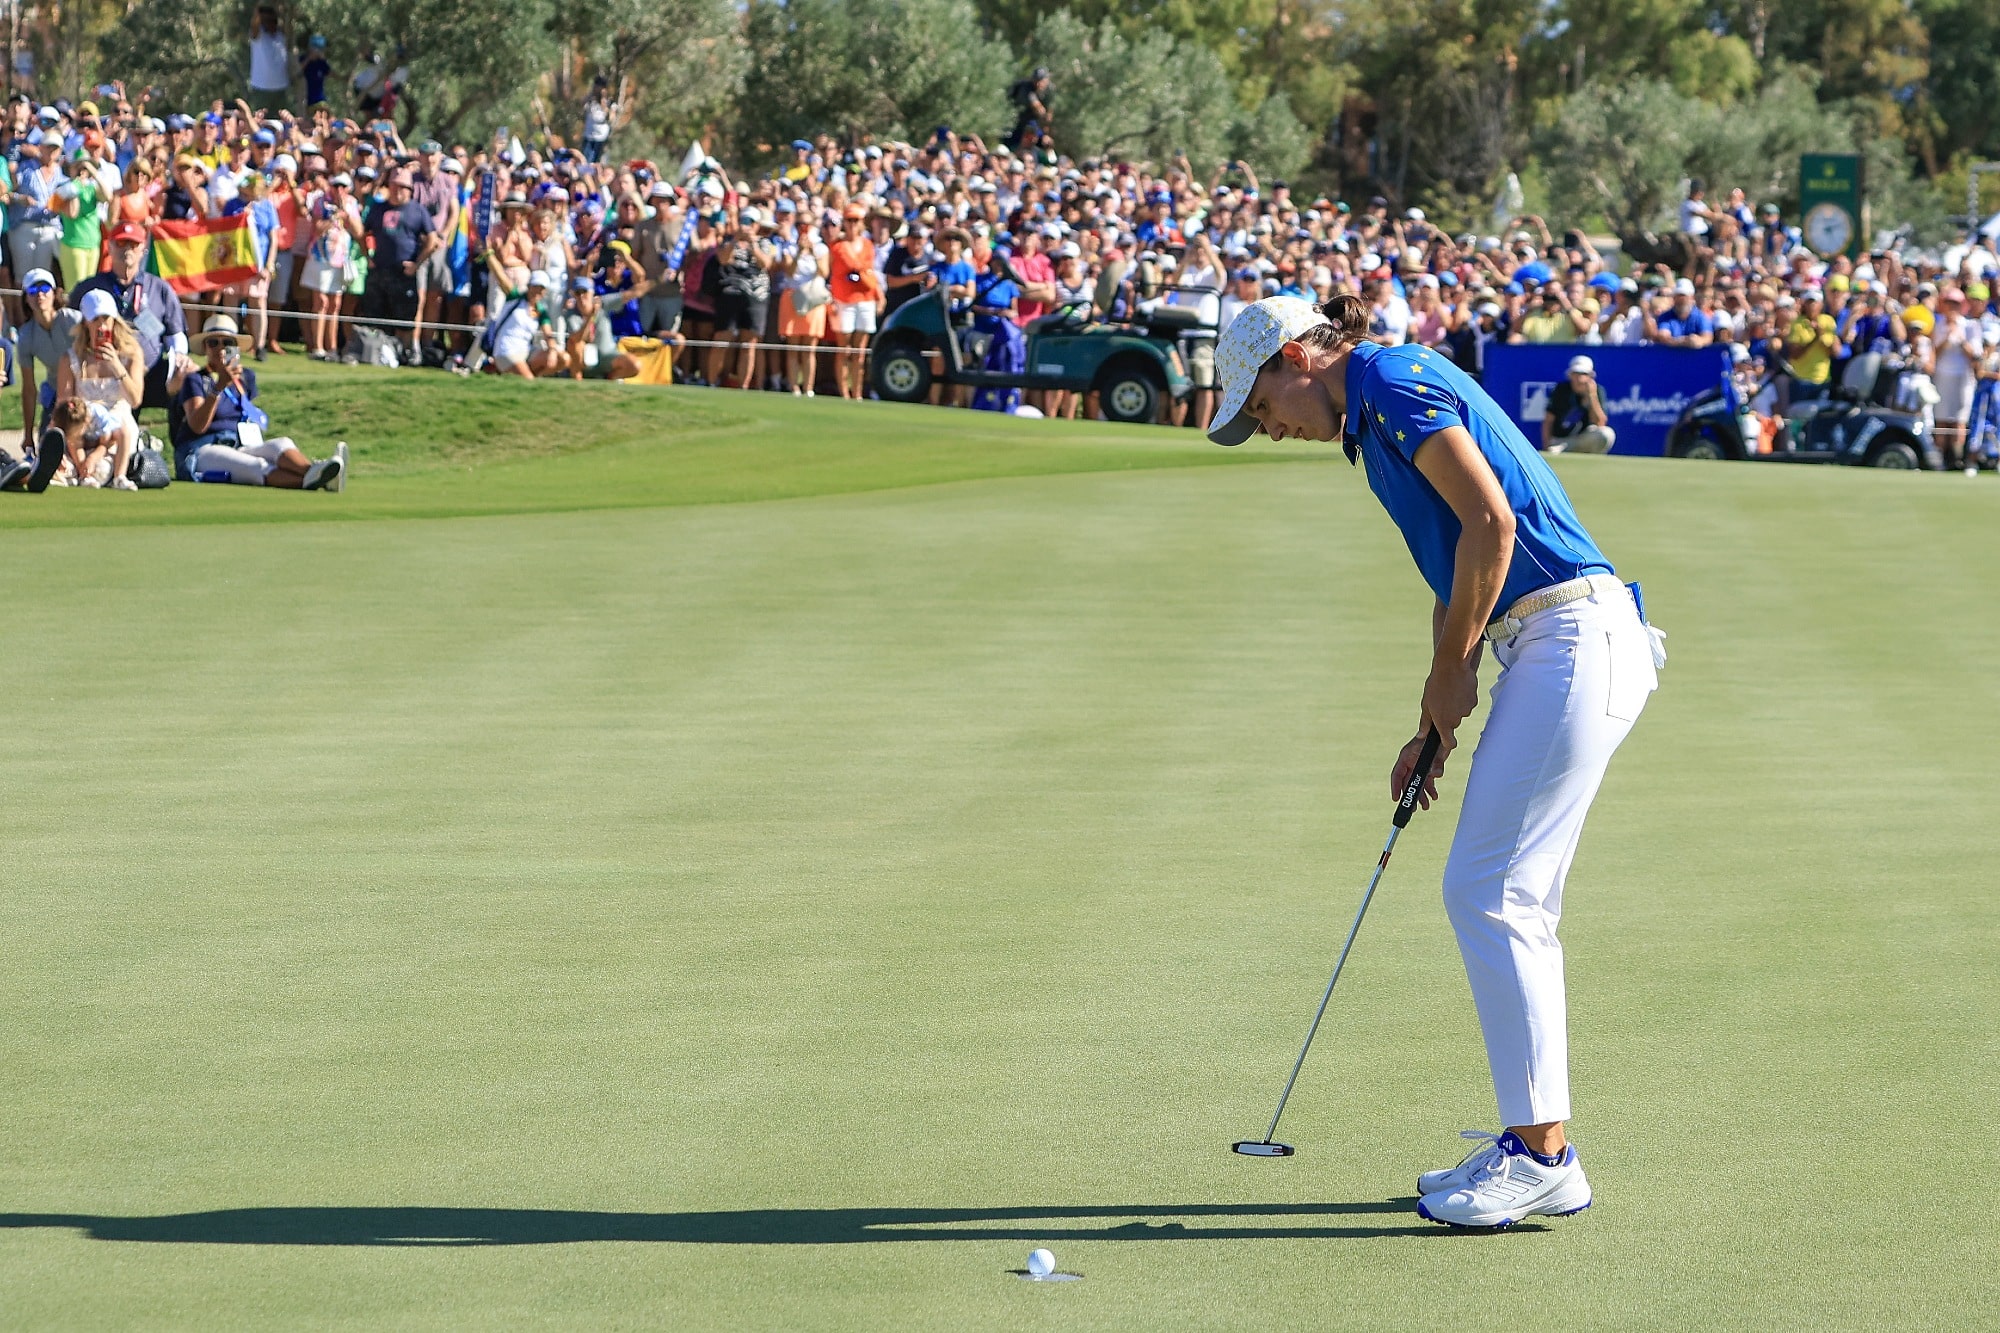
[1417,1129,1508,1196]
[1416,1132,1592,1229]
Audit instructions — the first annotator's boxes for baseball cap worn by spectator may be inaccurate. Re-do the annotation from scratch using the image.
[1208,296,1332,445]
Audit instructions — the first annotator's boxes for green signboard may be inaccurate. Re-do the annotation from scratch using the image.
[1799,153,1864,259]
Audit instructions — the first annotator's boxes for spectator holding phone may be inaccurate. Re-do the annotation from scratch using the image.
[175,314,342,488]
[826,202,882,400]
[54,289,143,488]
[709,206,775,390]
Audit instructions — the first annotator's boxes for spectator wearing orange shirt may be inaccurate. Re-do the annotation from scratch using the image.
[826,202,882,400]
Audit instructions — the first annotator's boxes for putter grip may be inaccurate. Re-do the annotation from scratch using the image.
[1393,727,1443,829]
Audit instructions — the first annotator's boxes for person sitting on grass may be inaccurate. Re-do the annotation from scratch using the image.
[52,289,143,489]
[0,271,81,493]
[479,271,567,378]
[170,314,344,490]
[14,267,80,439]
[40,395,141,490]
[563,275,681,381]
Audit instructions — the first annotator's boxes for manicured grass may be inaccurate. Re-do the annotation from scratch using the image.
[1,384,1995,1329]
[4,358,1315,529]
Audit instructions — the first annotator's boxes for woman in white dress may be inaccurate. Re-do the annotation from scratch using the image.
[52,289,143,489]
[1930,287,1978,470]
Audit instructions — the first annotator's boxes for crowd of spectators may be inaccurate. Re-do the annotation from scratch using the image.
[8,26,2000,496]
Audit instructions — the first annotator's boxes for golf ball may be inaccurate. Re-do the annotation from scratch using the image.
[1027,1248,1055,1278]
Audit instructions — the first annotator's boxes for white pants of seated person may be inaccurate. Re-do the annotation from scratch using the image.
[1443,584,1656,1129]
[1556,424,1616,454]
[194,434,297,485]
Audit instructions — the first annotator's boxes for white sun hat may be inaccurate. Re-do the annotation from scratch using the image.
[1207,295,1332,446]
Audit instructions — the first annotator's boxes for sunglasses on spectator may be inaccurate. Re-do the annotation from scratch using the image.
[24,282,53,295]
[204,336,234,349]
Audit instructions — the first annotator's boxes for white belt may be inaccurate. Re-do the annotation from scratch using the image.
[1483,573,1628,644]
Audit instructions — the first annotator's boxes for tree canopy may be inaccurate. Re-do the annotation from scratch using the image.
[66,0,2000,237]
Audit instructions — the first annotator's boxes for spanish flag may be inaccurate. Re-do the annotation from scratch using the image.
[149,214,260,295]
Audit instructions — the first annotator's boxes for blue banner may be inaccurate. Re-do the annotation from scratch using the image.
[1482,344,1732,457]
[473,168,497,251]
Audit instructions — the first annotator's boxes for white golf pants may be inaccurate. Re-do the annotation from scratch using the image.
[1443,583,1657,1128]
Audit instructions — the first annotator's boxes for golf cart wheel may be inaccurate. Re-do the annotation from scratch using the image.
[1867,439,1920,470]
[1098,367,1161,424]
[872,340,933,404]
[1672,433,1728,461]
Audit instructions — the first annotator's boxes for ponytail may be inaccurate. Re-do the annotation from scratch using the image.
[1253,290,1372,464]
[1258,290,1371,376]
[1315,291,1370,344]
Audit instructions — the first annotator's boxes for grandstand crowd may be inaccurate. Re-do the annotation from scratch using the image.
[7,18,2000,493]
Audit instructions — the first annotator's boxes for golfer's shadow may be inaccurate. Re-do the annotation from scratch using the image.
[0,1200,1497,1247]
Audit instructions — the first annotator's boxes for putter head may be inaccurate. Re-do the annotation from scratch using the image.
[1232,1140,1294,1157]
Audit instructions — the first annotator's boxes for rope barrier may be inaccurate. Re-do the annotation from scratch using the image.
[0,287,873,357]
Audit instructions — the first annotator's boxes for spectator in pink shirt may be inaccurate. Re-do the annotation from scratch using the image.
[1011,227,1057,327]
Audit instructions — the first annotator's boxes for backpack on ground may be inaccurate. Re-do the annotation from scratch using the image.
[126,429,173,488]
[344,326,398,367]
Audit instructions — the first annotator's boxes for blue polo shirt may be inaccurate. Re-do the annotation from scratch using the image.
[1343,341,1613,610]
[1657,308,1711,341]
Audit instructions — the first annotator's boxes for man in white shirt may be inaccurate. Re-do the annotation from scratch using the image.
[1367,276,1411,345]
[1602,280,1649,345]
[247,7,291,110]
[1217,266,1260,336]
[1679,179,1712,237]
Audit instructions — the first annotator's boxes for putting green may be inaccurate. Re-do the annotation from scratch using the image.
[2,379,1994,1328]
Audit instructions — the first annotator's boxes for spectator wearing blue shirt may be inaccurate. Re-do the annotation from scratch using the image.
[223,172,281,360]
[302,36,332,107]
[1755,203,1799,263]
[1134,196,1182,247]
[935,227,976,316]
[1845,281,1906,355]
[969,247,1024,412]
[9,131,63,281]
[595,247,646,339]
[1647,278,1713,348]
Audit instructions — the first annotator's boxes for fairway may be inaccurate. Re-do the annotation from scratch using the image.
[3,380,1996,1328]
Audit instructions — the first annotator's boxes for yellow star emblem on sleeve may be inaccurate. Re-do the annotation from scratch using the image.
[1396,430,1407,441]
[1425,408,1437,419]
[1414,384,1428,394]
[1376,412,1386,424]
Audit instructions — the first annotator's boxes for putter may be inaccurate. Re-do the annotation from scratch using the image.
[1233,726,1444,1158]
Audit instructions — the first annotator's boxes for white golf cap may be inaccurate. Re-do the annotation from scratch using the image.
[1566,354,1594,376]
[1207,296,1331,447]
[1672,278,1696,296]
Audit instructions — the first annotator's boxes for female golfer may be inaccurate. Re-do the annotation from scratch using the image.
[1208,294,1662,1228]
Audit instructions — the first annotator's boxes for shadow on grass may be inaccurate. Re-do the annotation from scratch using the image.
[0,1200,1523,1246]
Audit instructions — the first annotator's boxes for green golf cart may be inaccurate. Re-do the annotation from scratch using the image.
[869,284,1196,423]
